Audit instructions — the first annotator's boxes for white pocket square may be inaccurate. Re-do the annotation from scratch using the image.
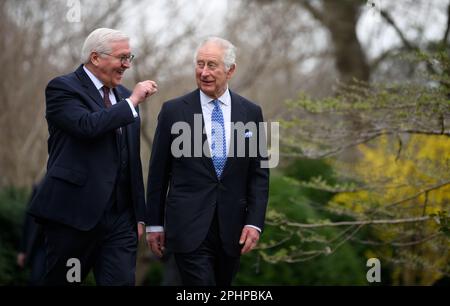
[244,131,253,138]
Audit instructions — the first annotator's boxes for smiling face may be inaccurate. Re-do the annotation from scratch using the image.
[195,42,236,99]
[89,40,131,88]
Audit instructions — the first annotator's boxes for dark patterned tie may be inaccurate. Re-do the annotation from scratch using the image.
[102,86,112,108]
[102,86,122,134]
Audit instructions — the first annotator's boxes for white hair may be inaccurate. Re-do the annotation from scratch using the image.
[81,28,129,64]
[194,37,237,70]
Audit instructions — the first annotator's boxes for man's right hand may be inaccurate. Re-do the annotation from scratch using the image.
[129,80,158,107]
[17,252,26,268]
[146,231,165,258]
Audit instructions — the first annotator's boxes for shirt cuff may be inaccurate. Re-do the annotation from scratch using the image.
[244,224,261,232]
[138,221,145,225]
[126,98,138,118]
[146,226,164,233]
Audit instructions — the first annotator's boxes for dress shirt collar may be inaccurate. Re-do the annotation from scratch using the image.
[200,86,231,108]
[83,65,106,91]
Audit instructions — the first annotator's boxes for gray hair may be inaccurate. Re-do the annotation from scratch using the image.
[81,28,129,64]
[194,37,237,70]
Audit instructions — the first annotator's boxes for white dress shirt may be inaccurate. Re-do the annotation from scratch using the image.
[147,88,261,233]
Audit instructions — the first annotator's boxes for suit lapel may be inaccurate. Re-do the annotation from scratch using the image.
[220,91,247,178]
[183,90,217,178]
[74,65,105,109]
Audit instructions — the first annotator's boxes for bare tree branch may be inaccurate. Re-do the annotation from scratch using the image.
[442,1,450,45]
[380,9,416,51]
[281,215,431,229]
[298,0,324,22]
[350,232,443,247]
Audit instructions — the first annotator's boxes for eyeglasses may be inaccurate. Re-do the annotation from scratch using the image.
[98,52,135,64]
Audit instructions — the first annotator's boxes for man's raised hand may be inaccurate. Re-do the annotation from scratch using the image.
[129,80,158,106]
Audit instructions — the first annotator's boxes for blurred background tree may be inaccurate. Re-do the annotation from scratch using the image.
[0,0,448,285]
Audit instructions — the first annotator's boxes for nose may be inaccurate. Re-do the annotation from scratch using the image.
[200,66,211,77]
[122,60,131,69]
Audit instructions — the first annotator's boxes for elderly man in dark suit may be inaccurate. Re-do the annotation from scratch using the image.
[29,28,157,285]
[146,37,269,286]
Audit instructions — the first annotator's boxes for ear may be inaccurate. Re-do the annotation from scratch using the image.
[90,52,100,66]
[226,63,236,80]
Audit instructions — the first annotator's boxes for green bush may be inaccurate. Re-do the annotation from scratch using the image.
[0,187,31,285]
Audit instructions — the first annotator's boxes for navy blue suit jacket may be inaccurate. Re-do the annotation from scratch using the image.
[29,65,146,231]
[147,89,269,256]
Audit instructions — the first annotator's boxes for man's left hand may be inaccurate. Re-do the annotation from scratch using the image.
[239,226,260,255]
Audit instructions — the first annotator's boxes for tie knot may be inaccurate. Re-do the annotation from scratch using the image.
[102,86,110,96]
[212,99,220,107]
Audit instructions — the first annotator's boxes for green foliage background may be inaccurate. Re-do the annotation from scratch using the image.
[0,188,30,284]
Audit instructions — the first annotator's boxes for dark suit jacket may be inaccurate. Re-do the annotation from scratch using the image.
[147,89,269,256]
[28,65,146,231]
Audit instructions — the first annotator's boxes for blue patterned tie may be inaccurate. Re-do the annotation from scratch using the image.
[211,99,227,178]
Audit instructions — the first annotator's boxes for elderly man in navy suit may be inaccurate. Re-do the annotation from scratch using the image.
[146,37,269,286]
[29,28,157,285]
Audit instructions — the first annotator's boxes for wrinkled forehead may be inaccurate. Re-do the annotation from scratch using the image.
[109,40,131,53]
[196,42,225,60]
